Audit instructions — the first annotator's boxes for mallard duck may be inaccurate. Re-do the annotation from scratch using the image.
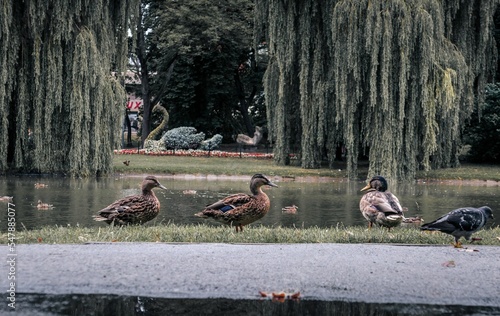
[93,176,167,225]
[37,200,54,210]
[401,216,424,228]
[282,205,298,214]
[359,176,404,230]
[0,196,13,202]
[420,206,493,248]
[34,183,48,189]
[194,174,278,232]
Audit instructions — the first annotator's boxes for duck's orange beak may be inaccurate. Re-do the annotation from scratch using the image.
[360,184,371,192]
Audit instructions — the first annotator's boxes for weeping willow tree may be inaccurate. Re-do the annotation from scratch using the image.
[0,0,138,176]
[257,0,498,180]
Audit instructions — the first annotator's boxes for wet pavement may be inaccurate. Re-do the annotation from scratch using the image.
[2,242,500,310]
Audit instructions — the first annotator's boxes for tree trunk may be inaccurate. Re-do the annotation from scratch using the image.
[234,68,256,136]
[124,109,132,147]
[136,4,152,148]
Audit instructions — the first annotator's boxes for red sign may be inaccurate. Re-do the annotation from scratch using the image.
[127,100,142,111]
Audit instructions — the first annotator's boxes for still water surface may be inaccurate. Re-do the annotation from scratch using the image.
[3,293,499,316]
[1,175,498,230]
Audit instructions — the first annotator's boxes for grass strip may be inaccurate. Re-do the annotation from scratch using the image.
[5,223,499,246]
[113,154,500,181]
[114,154,346,178]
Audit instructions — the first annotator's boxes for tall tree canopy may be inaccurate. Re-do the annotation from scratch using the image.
[140,0,264,140]
[256,0,498,180]
[0,0,138,176]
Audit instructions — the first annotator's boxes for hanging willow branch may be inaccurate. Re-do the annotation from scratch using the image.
[257,0,498,180]
[0,0,138,176]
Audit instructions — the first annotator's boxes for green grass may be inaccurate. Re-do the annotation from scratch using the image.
[4,223,500,245]
[113,154,500,181]
[114,154,347,178]
[416,163,500,181]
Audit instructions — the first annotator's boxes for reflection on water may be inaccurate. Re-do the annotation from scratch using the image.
[0,175,498,230]
[3,293,499,316]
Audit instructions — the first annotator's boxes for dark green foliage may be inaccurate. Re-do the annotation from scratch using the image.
[142,0,264,141]
[463,83,500,163]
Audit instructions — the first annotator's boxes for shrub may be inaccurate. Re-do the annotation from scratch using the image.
[161,127,205,150]
[200,134,223,151]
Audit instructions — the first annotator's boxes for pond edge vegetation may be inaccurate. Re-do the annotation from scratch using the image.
[4,223,500,246]
[3,156,499,245]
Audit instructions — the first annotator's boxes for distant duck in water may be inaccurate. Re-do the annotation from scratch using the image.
[359,176,404,230]
[420,206,493,248]
[37,200,54,210]
[195,174,278,232]
[35,183,48,189]
[401,216,424,228]
[0,196,13,202]
[93,176,167,225]
[282,205,298,214]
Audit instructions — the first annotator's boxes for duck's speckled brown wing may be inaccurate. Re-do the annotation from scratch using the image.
[360,190,402,215]
[360,189,403,228]
[197,192,270,226]
[96,194,160,225]
[205,193,253,211]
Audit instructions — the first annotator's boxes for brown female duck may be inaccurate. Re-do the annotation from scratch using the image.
[195,174,278,232]
[93,176,167,225]
[37,200,54,210]
[0,196,13,202]
[401,216,424,228]
[360,176,404,230]
[282,205,298,214]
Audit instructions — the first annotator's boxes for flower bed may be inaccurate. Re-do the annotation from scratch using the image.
[114,149,275,159]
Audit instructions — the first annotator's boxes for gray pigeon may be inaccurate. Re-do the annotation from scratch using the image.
[420,206,493,247]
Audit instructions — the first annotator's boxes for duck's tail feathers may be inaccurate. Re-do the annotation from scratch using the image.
[93,215,109,222]
[194,212,209,218]
[386,214,403,222]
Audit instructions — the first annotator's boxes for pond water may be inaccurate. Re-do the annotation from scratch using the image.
[0,175,498,230]
[3,293,499,315]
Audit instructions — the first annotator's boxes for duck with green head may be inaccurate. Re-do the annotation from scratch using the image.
[360,175,404,230]
[195,174,278,232]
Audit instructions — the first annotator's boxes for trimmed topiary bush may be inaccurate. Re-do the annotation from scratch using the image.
[200,134,223,151]
[161,127,206,149]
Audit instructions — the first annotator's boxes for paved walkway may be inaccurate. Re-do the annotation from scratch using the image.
[2,243,500,307]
